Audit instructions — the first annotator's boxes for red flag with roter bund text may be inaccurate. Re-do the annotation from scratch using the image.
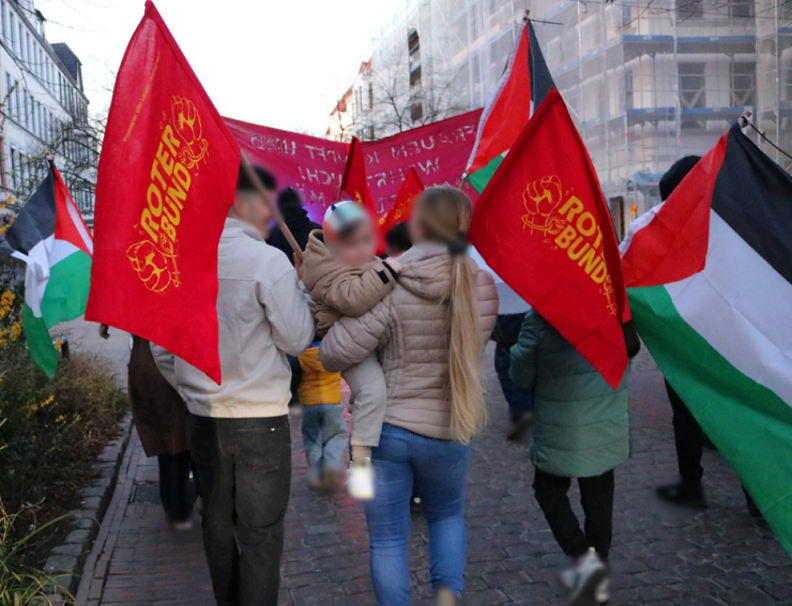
[339,136,377,215]
[469,88,629,388]
[86,0,240,384]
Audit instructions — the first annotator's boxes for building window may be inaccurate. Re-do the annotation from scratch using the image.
[13,84,19,121]
[728,0,752,18]
[368,82,374,110]
[408,29,420,66]
[677,0,703,21]
[410,64,422,88]
[10,147,16,188]
[4,72,10,115]
[731,62,755,106]
[410,102,423,122]
[622,4,633,27]
[625,71,635,109]
[679,62,706,109]
[1,1,6,42]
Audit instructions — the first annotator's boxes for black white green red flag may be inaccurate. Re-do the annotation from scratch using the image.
[621,124,792,556]
[0,162,93,378]
[464,19,554,193]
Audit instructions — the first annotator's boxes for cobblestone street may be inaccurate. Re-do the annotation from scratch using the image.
[75,346,792,606]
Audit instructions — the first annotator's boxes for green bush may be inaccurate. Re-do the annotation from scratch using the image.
[0,500,73,606]
[0,268,127,567]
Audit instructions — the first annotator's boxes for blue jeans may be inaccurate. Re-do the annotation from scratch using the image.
[493,314,534,422]
[495,346,534,421]
[365,424,471,606]
[301,404,347,480]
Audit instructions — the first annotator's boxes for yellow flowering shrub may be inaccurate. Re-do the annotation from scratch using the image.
[0,272,127,554]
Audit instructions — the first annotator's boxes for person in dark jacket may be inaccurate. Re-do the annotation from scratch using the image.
[128,336,195,529]
[654,156,761,518]
[266,187,320,403]
[384,221,413,257]
[266,187,321,265]
[510,311,640,606]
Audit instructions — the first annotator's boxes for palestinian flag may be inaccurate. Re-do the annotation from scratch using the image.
[0,162,93,378]
[464,19,554,193]
[621,124,792,557]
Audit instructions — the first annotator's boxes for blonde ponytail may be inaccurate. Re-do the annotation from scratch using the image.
[414,186,487,443]
[448,254,487,442]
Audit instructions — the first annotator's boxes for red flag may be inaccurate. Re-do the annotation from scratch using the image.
[469,89,629,388]
[85,1,240,384]
[379,167,424,233]
[339,136,376,214]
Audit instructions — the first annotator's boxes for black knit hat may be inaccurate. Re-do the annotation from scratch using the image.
[277,187,303,209]
[659,156,701,201]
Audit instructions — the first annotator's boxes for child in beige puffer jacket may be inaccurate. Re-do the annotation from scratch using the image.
[300,201,401,498]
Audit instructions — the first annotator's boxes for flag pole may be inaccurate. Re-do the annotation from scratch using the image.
[240,152,304,262]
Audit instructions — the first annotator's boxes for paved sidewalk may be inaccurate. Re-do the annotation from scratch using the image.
[75,347,792,606]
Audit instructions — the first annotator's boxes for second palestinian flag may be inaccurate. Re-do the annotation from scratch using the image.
[621,124,792,557]
[464,19,554,193]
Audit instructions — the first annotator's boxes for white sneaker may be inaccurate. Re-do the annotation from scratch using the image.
[560,565,577,591]
[595,577,610,604]
[348,458,375,500]
[170,519,193,532]
[571,548,608,606]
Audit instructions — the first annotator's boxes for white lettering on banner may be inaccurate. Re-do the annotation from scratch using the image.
[250,135,297,156]
[420,136,436,151]
[301,144,345,164]
[298,166,337,186]
[417,157,441,174]
[373,171,388,188]
[366,150,380,164]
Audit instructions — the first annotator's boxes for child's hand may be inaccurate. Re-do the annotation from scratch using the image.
[384,258,402,274]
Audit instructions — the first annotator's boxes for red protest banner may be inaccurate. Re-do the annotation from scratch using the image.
[224,109,482,221]
[86,1,240,384]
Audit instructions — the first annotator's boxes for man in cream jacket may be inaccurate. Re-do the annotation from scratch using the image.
[153,166,314,606]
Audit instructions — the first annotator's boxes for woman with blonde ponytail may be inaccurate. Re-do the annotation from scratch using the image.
[320,187,498,606]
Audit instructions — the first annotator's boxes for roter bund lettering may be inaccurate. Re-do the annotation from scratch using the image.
[140,124,192,246]
[554,195,610,285]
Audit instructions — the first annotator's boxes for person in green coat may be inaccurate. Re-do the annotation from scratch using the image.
[510,308,639,606]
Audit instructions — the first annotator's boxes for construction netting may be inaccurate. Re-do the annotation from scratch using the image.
[369,0,789,221]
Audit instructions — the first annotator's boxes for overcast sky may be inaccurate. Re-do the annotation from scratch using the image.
[37,0,401,135]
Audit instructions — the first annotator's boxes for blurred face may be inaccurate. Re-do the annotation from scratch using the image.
[232,188,275,238]
[408,211,427,244]
[333,221,377,267]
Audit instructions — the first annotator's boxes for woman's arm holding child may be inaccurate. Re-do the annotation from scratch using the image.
[319,300,389,372]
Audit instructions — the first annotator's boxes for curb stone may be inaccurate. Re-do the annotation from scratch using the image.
[42,411,132,603]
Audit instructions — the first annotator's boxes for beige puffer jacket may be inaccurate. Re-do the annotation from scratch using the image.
[319,242,499,441]
[302,230,398,335]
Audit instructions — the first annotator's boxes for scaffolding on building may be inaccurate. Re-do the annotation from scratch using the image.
[529,0,758,221]
[358,0,789,226]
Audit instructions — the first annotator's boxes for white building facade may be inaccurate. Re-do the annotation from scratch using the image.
[0,0,93,220]
[331,0,788,229]
[329,0,531,142]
